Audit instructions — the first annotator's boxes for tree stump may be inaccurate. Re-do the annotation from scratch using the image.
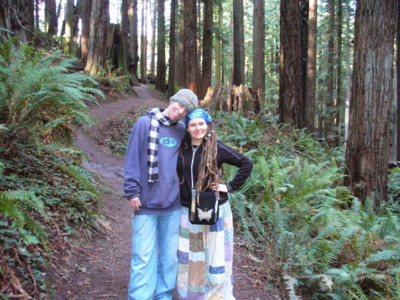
[200,85,260,117]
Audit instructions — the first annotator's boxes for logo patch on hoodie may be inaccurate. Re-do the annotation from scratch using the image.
[160,137,178,147]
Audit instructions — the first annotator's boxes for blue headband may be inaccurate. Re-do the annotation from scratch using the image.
[184,108,213,126]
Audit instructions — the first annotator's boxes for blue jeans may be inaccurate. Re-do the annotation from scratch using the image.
[128,209,180,300]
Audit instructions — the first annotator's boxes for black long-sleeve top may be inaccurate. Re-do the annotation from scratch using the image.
[177,140,253,207]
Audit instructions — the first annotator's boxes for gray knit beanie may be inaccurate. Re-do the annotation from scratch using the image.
[170,89,198,112]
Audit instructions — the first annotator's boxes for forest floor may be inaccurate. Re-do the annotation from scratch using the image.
[53,84,281,300]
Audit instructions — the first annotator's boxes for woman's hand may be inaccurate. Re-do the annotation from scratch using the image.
[212,183,228,193]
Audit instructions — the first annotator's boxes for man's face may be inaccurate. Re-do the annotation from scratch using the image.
[167,101,189,121]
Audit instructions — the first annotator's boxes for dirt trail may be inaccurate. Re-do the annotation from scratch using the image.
[54,85,277,300]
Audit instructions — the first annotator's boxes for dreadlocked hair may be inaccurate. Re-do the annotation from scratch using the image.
[179,122,219,192]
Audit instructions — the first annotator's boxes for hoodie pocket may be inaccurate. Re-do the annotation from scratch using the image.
[143,179,179,208]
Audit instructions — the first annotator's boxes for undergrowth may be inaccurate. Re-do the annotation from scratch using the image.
[0,38,107,298]
[216,111,400,299]
[93,105,148,157]
[0,144,104,298]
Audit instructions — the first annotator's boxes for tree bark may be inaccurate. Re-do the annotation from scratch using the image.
[183,0,199,93]
[176,1,186,87]
[253,0,265,99]
[85,0,109,75]
[325,0,335,144]
[397,1,400,161]
[345,0,398,213]
[155,0,166,92]
[200,0,213,99]
[279,0,304,129]
[0,0,35,42]
[232,0,245,85]
[150,0,156,75]
[140,0,148,82]
[305,0,317,133]
[44,0,58,37]
[335,0,343,146]
[214,1,223,86]
[168,0,177,96]
[120,0,129,72]
[128,0,139,78]
[64,0,74,55]
[79,0,91,61]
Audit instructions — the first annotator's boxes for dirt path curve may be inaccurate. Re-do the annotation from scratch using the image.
[55,85,277,300]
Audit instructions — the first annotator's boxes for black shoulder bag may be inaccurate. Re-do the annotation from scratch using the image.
[189,189,220,225]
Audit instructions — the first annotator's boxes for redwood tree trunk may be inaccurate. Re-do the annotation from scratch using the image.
[168,0,177,96]
[0,0,34,42]
[79,0,92,61]
[45,0,57,36]
[183,0,199,93]
[279,0,304,128]
[200,0,213,99]
[253,0,265,98]
[64,0,74,54]
[85,0,109,75]
[232,0,245,85]
[305,0,317,133]
[397,1,400,161]
[335,0,343,146]
[140,0,148,82]
[128,0,139,78]
[151,0,157,76]
[155,0,166,92]
[214,2,223,86]
[345,0,398,213]
[325,0,335,145]
[176,1,186,87]
[120,0,130,72]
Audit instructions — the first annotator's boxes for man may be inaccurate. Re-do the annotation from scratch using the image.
[124,89,198,300]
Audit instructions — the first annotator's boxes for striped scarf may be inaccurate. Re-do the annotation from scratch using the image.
[147,108,177,182]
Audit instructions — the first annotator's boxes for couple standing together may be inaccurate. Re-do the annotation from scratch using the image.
[123,89,253,300]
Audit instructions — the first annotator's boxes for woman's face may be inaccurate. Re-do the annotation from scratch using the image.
[187,118,208,142]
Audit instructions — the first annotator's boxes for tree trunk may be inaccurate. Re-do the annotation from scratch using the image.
[279,0,304,129]
[183,0,199,93]
[120,0,130,72]
[140,0,148,82]
[128,0,139,78]
[397,1,400,161]
[325,0,335,145]
[176,1,186,87]
[35,0,39,31]
[155,0,166,92]
[232,0,245,85]
[85,0,109,75]
[345,0,398,213]
[200,0,213,99]
[304,0,317,133]
[335,0,343,146]
[168,0,177,96]
[79,0,91,61]
[253,0,265,99]
[45,0,57,37]
[150,0,157,76]
[64,0,74,55]
[214,1,223,86]
[0,0,35,42]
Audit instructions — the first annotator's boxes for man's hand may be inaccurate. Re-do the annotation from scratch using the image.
[128,197,141,211]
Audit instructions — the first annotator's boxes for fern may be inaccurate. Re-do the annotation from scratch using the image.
[0,190,46,244]
[0,38,103,150]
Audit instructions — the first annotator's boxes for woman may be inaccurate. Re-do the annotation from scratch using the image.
[177,108,253,299]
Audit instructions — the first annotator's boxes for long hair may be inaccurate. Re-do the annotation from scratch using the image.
[179,122,219,192]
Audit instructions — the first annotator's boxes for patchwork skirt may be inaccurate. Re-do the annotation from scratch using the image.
[177,201,235,300]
